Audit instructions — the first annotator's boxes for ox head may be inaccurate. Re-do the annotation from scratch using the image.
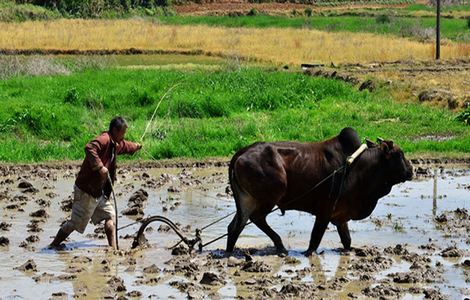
[366,138,413,184]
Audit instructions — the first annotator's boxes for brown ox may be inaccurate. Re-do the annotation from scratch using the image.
[226,127,413,256]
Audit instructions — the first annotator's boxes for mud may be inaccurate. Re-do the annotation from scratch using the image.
[122,189,148,216]
[15,259,37,272]
[0,221,11,231]
[0,164,469,299]
[0,236,9,246]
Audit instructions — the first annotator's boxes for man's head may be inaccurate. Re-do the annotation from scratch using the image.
[109,116,128,143]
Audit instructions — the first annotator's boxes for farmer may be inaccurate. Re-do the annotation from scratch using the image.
[50,116,142,249]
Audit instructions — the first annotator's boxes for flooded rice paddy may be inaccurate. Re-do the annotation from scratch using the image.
[0,164,469,299]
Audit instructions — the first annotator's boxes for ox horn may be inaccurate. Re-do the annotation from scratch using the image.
[365,139,376,147]
[377,137,384,143]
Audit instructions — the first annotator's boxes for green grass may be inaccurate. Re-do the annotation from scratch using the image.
[0,0,60,21]
[0,0,175,21]
[406,4,470,12]
[158,15,470,42]
[0,67,469,162]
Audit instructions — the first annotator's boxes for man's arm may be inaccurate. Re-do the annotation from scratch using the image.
[117,140,142,155]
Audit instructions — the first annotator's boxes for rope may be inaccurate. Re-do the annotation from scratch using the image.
[115,148,352,251]
[115,162,348,251]
[198,165,346,249]
[331,165,348,214]
[117,220,141,231]
[199,211,236,231]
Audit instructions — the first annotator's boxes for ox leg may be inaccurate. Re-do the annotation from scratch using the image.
[304,218,329,256]
[336,222,351,250]
[226,212,250,253]
[250,214,288,257]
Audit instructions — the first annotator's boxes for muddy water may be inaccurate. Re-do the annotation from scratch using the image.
[0,166,469,299]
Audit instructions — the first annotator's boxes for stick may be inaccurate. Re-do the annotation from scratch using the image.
[107,174,119,250]
[140,83,181,142]
[346,144,368,165]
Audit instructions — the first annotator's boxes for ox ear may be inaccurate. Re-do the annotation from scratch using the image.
[380,140,394,157]
[365,139,376,148]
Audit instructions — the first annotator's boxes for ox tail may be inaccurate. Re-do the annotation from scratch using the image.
[228,146,249,215]
[228,143,262,220]
[226,144,260,252]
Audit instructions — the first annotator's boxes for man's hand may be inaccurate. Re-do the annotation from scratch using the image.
[99,166,109,177]
[136,143,142,150]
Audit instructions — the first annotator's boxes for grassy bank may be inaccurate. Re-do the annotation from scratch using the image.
[0,0,60,21]
[0,0,175,21]
[159,15,470,42]
[0,67,469,162]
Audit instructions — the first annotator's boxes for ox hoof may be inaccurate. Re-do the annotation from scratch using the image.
[277,248,288,257]
[302,250,316,257]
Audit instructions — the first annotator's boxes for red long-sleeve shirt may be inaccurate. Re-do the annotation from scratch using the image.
[75,131,139,198]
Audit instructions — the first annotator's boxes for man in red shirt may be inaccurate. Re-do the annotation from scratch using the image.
[50,116,142,249]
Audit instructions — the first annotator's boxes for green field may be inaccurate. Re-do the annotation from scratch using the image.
[159,15,470,42]
[406,4,470,12]
[0,66,469,162]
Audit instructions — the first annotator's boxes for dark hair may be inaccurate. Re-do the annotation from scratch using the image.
[109,116,128,132]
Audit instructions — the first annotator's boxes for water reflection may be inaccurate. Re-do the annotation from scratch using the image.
[1,167,469,299]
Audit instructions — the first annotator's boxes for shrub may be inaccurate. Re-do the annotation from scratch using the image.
[304,7,313,17]
[130,87,154,106]
[456,108,470,125]
[174,98,204,118]
[16,0,172,17]
[155,0,172,7]
[64,87,80,104]
[376,14,391,24]
[119,0,131,10]
[247,8,258,16]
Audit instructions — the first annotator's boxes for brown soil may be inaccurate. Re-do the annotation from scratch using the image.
[0,164,469,299]
[304,59,470,109]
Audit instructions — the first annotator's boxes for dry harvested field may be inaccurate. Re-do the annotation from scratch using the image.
[1,19,469,65]
[304,59,470,109]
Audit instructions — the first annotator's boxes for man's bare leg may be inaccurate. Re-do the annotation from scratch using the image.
[50,227,73,248]
[104,218,116,249]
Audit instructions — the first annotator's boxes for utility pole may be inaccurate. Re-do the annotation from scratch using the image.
[436,0,441,59]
